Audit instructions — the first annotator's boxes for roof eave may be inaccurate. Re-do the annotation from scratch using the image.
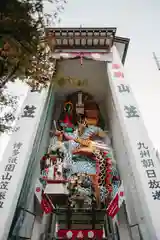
[45,27,130,64]
[114,36,130,64]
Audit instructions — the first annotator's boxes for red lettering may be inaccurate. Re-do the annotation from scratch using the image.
[114,71,124,78]
[112,64,120,69]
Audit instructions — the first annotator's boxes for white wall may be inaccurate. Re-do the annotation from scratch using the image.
[0,80,29,163]
[0,86,52,240]
[105,83,147,239]
[106,85,135,222]
[106,45,160,240]
[9,89,55,239]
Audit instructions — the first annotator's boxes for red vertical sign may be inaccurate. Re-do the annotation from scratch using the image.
[107,184,124,218]
[41,194,52,214]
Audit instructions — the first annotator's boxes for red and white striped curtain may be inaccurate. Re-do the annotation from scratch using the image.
[51,51,113,62]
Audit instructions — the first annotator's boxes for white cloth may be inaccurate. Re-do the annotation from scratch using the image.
[47,166,54,179]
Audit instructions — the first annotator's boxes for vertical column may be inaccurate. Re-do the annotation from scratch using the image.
[107,45,160,240]
[0,85,50,240]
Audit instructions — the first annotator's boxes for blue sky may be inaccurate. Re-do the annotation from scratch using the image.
[1,0,160,156]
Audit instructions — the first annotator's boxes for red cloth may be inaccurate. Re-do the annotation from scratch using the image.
[62,113,73,127]
[107,193,119,218]
[41,156,47,161]
[58,230,103,239]
[41,193,52,214]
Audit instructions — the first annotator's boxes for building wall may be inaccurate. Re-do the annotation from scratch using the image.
[0,83,54,240]
[106,83,138,222]
[105,83,147,240]
[106,45,160,240]
[24,89,55,212]
[9,87,55,239]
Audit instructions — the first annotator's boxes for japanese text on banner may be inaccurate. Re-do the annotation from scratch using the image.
[137,142,160,200]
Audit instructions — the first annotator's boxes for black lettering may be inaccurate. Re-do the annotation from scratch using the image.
[8,156,18,164]
[0,181,9,190]
[30,84,42,93]
[2,172,12,181]
[0,201,4,208]
[12,126,20,132]
[5,164,15,172]
[124,105,140,118]
[148,180,160,189]
[140,150,150,158]
[152,190,160,200]
[12,149,20,156]
[141,159,154,168]
[146,170,156,178]
[117,84,130,93]
[0,191,6,200]
[137,142,148,150]
[13,142,23,150]
[21,105,36,118]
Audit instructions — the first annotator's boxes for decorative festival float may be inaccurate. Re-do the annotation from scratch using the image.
[36,92,121,237]
[34,28,128,239]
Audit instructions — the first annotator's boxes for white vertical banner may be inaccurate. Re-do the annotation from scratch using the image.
[0,85,50,240]
[107,45,160,240]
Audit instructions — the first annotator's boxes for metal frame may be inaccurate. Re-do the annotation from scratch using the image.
[53,207,106,229]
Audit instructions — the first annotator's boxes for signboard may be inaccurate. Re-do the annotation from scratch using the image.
[58,229,103,239]
[107,45,160,239]
[0,87,49,240]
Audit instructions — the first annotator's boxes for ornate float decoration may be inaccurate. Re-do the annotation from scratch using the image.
[35,91,121,225]
[76,91,84,115]
[33,28,124,233]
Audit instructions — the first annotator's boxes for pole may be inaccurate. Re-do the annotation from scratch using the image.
[153,52,160,70]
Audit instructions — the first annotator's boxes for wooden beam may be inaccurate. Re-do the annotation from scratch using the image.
[54,45,111,50]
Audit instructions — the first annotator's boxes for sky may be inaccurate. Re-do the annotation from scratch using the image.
[1,0,160,156]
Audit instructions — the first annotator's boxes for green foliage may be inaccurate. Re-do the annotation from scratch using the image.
[0,0,55,89]
[0,90,18,133]
[0,0,78,133]
[0,0,55,133]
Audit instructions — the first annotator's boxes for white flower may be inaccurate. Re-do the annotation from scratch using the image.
[66,231,73,238]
